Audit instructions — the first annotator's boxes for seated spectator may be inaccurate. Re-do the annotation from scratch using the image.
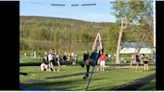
[62,52,67,64]
[124,60,128,63]
[72,52,76,65]
[75,52,78,63]
[40,61,48,71]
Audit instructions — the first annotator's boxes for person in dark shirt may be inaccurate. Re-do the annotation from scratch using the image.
[135,53,142,72]
[62,52,67,64]
[79,33,103,79]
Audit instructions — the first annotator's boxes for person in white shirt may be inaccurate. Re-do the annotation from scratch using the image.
[24,53,26,58]
[41,62,45,71]
[114,54,116,59]
[48,52,55,71]
[48,52,60,71]
[34,51,36,59]
[108,54,111,60]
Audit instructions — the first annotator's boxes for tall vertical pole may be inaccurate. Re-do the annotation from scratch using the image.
[153,0,156,48]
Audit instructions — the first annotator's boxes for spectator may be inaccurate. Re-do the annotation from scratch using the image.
[99,53,106,71]
[67,52,71,61]
[72,52,76,65]
[124,60,128,63]
[144,54,149,71]
[50,49,53,54]
[34,51,36,59]
[40,61,46,71]
[75,52,78,63]
[153,56,156,63]
[48,52,55,71]
[24,53,26,58]
[114,54,116,59]
[71,52,74,57]
[135,53,142,72]
[63,52,67,64]
[130,54,135,66]
[52,53,55,65]
[38,52,41,58]
[44,51,47,60]
[56,53,60,66]
[108,54,111,61]
[141,54,145,64]
[40,59,48,71]
[31,53,33,58]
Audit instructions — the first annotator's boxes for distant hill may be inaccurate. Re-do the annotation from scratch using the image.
[20,16,115,30]
[19,16,142,50]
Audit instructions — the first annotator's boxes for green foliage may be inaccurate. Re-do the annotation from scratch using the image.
[19,15,153,51]
[107,24,120,52]
[111,0,152,27]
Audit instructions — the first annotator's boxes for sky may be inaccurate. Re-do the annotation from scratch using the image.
[19,0,117,23]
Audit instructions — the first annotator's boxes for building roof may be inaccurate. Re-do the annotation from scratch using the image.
[121,42,150,48]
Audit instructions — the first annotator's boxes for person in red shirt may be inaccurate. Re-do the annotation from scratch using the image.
[99,53,106,71]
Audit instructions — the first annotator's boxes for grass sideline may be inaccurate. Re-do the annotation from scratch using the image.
[20,66,113,81]
[20,66,156,91]
[20,56,155,66]
[137,79,156,91]
[20,50,153,58]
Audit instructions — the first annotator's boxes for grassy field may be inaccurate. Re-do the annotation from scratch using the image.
[20,66,156,91]
[20,56,155,66]
[137,79,156,91]
[19,66,113,81]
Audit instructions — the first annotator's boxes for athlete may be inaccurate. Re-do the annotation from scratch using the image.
[79,33,103,79]
[130,54,135,66]
[143,54,149,71]
[99,53,106,71]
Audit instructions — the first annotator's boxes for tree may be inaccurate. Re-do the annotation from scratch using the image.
[107,24,120,52]
[111,0,152,63]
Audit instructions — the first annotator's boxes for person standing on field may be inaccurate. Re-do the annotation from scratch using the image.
[135,53,142,72]
[34,51,36,59]
[130,54,135,66]
[143,54,149,71]
[99,53,106,71]
[48,52,55,71]
[24,53,26,58]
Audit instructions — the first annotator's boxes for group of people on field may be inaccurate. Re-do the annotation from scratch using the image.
[130,53,149,72]
[44,50,78,65]
[40,50,78,71]
[24,33,152,78]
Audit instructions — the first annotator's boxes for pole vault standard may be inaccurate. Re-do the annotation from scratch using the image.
[86,34,101,91]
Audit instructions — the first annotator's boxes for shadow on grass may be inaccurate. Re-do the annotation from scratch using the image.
[20,77,107,91]
[137,80,156,91]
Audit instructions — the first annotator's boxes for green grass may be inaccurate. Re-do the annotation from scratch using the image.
[137,79,156,91]
[20,66,156,91]
[19,66,113,81]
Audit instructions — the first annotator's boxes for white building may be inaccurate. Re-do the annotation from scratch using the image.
[120,42,156,54]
